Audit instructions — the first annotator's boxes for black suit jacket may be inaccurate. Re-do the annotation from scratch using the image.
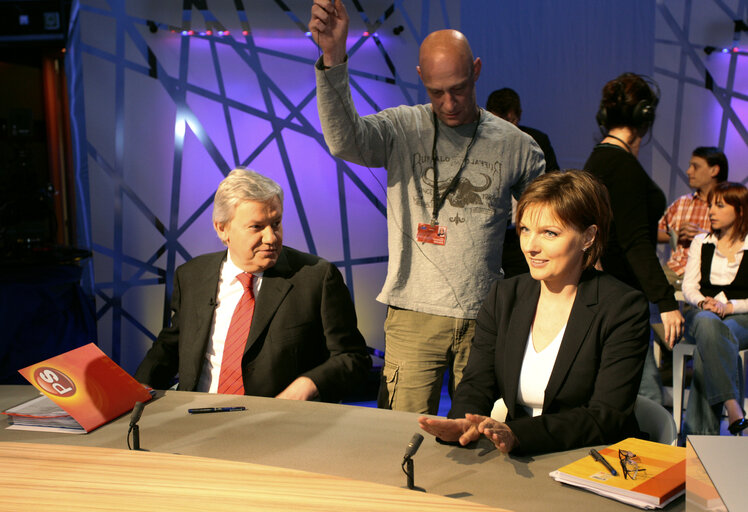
[134,246,371,402]
[449,269,649,455]
[519,125,559,172]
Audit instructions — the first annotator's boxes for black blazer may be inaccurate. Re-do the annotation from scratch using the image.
[134,246,371,402]
[449,269,649,455]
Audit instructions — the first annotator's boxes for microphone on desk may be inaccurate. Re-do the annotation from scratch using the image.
[127,401,145,451]
[403,433,424,461]
[401,433,424,491]
[130,401,145,427]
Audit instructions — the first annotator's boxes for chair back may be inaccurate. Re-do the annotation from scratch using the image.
[634,395,677,445]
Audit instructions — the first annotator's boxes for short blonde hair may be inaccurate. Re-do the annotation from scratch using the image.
[212,168,283,226]
[516,171,611,269]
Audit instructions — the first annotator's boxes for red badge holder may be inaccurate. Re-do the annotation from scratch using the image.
[416,223,446,245]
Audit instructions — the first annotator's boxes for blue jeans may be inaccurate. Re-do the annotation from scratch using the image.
[682,309,748,435]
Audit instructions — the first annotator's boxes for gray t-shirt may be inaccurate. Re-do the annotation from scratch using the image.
[316,58,545,319]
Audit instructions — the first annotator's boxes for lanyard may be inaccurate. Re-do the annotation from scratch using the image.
[430,109,482,225]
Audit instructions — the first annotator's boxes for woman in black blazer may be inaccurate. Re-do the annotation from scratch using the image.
[419,171,650,456]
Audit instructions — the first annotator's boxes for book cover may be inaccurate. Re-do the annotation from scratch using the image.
[550,437,685,509]
[9,343,152,432]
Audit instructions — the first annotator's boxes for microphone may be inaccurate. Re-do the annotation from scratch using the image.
[129,401,145,427]
[402,433,424,491]
[403,433,424,461]
[127,401,145,450]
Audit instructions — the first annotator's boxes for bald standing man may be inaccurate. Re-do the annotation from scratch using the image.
[310,0,545,414]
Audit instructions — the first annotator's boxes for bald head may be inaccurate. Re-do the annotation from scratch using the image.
[419,30,475,72]
[417,30,481,127]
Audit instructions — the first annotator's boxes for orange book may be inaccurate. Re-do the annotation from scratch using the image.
[550,438,685,509]
[5,343,151,433]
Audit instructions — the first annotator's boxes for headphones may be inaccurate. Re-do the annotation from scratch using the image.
[595,74,660,132]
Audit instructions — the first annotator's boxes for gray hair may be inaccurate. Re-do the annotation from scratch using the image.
[212,168,284,227]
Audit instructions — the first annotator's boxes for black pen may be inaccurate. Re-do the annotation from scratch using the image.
[589,448,618,476]
[188,407,246,414]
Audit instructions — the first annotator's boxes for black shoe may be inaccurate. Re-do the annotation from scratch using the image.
[728,418,748,436]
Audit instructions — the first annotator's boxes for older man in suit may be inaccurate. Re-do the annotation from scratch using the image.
[135,169,371,402]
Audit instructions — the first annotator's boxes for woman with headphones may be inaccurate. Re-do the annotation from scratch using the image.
[583,73,684,401]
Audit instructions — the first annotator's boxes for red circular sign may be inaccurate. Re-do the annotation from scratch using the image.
[33,367,77,397]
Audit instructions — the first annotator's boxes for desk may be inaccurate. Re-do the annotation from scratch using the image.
[0,443,505,511]
[686,436,748,511]
[1,386,684,511]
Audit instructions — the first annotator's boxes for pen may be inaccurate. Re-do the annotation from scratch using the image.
[187,407,246,414]
[589,448,618,476]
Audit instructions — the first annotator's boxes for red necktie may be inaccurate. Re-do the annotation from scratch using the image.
[217,273,255,394]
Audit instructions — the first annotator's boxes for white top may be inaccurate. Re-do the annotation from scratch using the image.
[516,324,566,417]
[682,233,748,314]
[197,251,263,393]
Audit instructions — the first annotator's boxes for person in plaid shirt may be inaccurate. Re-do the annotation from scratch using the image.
[658,147,728,286]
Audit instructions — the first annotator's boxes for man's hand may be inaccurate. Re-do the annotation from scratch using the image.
[275,376,319,400]
[660,309,684,348]
[678,222,704,243]
[309,0,349,67]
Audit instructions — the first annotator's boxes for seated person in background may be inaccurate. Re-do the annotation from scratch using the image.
[419,171,650,455]
[486,87,558,279]
[486,87,559,172]
[135,168,371,401]
[681,181,748,436]
[658,146,729,286]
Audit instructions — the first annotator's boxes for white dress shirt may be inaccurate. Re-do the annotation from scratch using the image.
[197,251,263,393]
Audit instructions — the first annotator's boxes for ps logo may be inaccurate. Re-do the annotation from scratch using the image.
[34,367,77,397]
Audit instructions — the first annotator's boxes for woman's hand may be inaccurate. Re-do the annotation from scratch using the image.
[466,414,518,453]
[660,309,684,348]
[702,297,733,318]
[418,416,480,446]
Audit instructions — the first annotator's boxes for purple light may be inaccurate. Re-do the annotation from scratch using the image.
[181,30,188,36]
[305,31,311,37]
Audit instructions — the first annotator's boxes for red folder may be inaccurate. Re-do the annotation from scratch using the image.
[14,343,152,432]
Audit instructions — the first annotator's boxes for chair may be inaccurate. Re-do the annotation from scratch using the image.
[492,396,677,445]
[672,342,694,435]
[672,343,748,435]
[634,395,677,445]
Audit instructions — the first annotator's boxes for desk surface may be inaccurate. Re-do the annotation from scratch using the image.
[1,386,684,511]
[1,442,506,511]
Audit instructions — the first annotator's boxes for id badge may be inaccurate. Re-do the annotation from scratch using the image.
[416,223,447,245]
